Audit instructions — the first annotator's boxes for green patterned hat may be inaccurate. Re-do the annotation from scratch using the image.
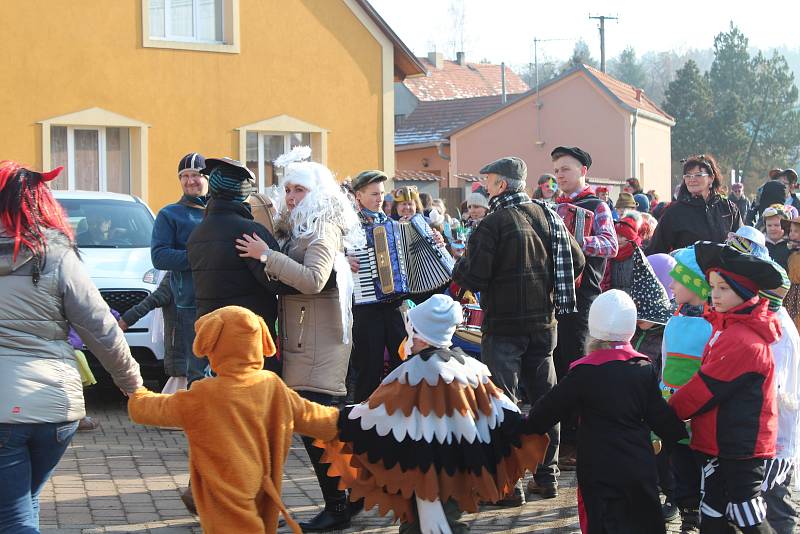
[669,246,710,300]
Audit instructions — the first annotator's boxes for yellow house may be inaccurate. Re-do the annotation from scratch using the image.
[0,0,424,210]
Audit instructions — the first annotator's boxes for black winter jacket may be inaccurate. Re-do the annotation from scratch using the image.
[646,190,741,254]
[452,202,584,335]
[187,199,289,328]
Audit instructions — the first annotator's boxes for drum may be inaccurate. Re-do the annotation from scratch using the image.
[462,304,484,331]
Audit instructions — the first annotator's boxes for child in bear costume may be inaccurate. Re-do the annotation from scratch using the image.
[128,306,340,534]
[317,294,549,533]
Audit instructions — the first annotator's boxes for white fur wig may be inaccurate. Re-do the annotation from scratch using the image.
[274,147,365,250]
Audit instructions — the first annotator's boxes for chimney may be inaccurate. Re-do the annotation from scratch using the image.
[456,51,466,66]
[427,51,444,69]
[635,88,642,102]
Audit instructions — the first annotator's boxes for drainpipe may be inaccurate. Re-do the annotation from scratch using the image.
[501,62,507,104]
[436,140,452,187]
[631,109,638,178]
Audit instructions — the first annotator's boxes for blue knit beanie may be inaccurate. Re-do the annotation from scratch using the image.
[407,294,463,348]
[634,193,650,213]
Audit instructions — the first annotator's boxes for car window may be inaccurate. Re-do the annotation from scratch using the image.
[57,199,154,248]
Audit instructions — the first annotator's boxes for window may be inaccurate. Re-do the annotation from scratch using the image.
[149,0,223,43]
[143,0,239,53]
[58,198,155,249]
[50,126,132,194]
[245,132,313,192]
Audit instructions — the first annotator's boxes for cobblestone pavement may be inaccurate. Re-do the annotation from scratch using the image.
[37,387,791,533]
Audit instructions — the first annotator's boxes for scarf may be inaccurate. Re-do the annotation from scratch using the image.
[555,185,594,204]
[360,207,388,224]
[489,191,578,314]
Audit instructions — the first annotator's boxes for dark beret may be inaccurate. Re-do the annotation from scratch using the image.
[352,170,388,191]
[479,157,527,182]
[551,146,592,169]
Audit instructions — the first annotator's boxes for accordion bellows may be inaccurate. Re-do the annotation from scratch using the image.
[316,351,549,522]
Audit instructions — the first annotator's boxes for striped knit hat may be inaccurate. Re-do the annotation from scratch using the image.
[201,157,255,202]
[177,152,206,175]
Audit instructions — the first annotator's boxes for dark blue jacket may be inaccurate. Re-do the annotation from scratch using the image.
[151,195,206,308]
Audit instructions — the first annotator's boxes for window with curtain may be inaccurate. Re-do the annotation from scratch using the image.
[149,0,223,42]
[49,126,132,194]
[245,132,313,192]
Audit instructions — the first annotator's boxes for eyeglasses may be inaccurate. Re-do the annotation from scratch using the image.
[683,173,710,180]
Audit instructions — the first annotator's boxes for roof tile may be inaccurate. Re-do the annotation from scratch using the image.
[404,58,529,101]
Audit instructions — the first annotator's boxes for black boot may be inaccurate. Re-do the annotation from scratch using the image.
[299,502,351,532]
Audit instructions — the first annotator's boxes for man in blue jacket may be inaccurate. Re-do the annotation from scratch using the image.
[150,152,208,386]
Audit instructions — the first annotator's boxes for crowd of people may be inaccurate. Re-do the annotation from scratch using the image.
[0,144,799,534]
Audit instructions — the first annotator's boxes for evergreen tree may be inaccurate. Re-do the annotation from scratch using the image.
[564,39,597,70]
[663,60,714,182]
[610,46,646,88]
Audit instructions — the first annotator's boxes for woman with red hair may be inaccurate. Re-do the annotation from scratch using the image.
[0,162,143,532]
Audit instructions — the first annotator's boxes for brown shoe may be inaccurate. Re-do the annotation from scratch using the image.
[526,479,559,499]
[77,417,99,432]
[181,486,197,515]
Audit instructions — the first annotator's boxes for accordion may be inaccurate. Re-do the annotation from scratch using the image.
[555,203,594,247]
[352,214,455,305]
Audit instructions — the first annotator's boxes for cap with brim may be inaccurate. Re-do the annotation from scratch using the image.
[479,156,527,182]
[352,170,387,191]
[550,146,592,169]
[393,186,419,203]
[178,152,206,175]
[201,157,255,182]
[616,192,637,210]
[763,204,789,221]
[694,241,784,292]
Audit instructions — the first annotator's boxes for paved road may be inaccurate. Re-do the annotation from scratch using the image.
[37,385,784,533]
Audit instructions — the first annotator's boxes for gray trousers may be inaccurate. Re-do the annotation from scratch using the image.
[764,468,798,534]
[481,326,559,486]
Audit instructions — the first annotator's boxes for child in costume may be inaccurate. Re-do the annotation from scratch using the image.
[317,294,549,533]
[128,306,340,534]
[763,205,790,269]
[670,242,784,534]
[781,215,800,330]
[524,289,688,534]
[659,245,713,531]
[602,211,642,293]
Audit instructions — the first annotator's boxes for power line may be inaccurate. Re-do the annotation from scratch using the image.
[589,14,619,72]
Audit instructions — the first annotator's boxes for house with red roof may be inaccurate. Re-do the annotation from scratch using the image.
[396,63,675,205]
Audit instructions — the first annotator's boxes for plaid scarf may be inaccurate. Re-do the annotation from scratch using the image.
[489,191,578,314]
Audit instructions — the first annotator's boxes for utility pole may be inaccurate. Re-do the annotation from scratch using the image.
[589,14,618,72]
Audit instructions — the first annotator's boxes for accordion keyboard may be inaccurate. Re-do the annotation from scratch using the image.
[352,247,379,304]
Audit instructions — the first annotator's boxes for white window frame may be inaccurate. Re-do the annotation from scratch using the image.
[237,114,329,192]
[39,107,150,200]
[151,0,223,44]
[142,0,240,54]
[249,131,314,193]
[58,126,131,193]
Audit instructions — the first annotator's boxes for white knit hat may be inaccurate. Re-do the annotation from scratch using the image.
[407,294,463,348]
[466,192,489,209]
[588,289,637,342]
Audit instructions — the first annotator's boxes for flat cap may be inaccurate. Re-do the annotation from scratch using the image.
[479,156,527,182]
[551,146,592,169]
[352,170,388,191]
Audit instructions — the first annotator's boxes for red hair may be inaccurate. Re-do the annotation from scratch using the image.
[0,161,74,282]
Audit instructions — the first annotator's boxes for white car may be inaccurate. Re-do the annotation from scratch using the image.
[53,191,165,381]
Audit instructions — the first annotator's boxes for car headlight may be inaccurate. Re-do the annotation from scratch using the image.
[143,268,160,285]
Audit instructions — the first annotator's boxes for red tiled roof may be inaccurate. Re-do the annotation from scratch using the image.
[394,170,441,182]
[583,65,674,122]
[395,93,522,146]
[403,58,529,101]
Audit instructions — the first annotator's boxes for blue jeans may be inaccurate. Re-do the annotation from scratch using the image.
[177,307,207,387]
[0,421,79,533]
